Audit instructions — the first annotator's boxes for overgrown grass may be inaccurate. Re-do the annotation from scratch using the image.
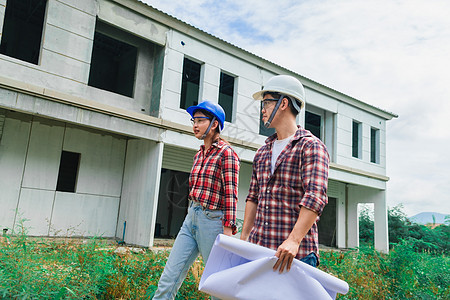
[1,230,448,299]
[0,225,208,299]
[321,241,449,299]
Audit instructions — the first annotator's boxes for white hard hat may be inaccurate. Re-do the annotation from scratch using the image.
[253,75,305,111]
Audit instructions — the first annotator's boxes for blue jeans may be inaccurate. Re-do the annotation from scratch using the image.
[300,252,318,267]
[153,201,223,300]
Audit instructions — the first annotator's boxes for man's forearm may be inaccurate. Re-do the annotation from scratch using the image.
[288,206,318,244]
[240,201,257,240]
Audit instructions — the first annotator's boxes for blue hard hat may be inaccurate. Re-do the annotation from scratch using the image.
[186,100,226,130]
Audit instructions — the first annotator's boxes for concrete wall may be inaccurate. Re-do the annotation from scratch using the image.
[335,103,387,175]
[0,111,127,237]
[0,0,166,116]
[160,30,271,147]
[0,112,32,231]
[117,139,163,247]
[159,28,388,179]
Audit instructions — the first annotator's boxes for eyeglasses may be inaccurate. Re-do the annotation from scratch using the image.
[261,99,279,109]
[190,117,210,125]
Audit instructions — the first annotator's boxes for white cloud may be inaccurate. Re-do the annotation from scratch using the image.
[142,0,450,216]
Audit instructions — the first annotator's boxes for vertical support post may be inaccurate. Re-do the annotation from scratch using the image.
[374,190,389,253]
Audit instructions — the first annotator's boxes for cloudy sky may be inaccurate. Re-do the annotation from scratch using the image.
[143,0,450,217]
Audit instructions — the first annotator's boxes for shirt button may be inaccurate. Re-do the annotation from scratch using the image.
[266,189,270,194]
[265,206,269,210]
[265,222,268,226]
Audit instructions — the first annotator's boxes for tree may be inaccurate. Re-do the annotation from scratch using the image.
[358,204,449,253]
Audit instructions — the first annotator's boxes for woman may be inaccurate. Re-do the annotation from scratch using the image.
[153,100,240,300]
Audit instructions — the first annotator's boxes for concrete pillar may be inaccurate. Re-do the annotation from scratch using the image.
[346,190,359,249]
[373,190,389,253]
[347,185,389,252]
[117,139,164,247]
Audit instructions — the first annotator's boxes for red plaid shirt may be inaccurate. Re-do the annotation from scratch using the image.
[246,126,329,260]
[189,139,240,234]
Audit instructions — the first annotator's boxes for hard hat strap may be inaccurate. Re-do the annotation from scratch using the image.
[201,116,217,139]
[264,95,284,128]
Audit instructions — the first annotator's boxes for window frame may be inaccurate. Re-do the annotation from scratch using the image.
[180,57,203,110]
[218,71,236,123]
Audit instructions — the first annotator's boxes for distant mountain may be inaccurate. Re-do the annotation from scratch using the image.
[409,212,449,225]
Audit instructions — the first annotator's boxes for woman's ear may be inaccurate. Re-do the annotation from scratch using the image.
[212,119,219,131]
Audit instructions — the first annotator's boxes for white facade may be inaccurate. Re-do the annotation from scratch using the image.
[0,0,396,252]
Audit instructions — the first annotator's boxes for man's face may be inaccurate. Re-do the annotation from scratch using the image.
[261,94,279,124]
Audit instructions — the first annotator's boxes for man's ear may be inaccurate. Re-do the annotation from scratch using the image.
[281,97,290,111]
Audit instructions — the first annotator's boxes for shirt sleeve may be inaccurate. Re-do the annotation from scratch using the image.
[299,138,330,215]
[245,161,260,204]
[221,147,240,234]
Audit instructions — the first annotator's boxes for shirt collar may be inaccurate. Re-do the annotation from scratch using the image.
[200,139,224,151]
[265,126,313,145]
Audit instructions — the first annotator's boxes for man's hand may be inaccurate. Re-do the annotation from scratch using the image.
[273,238,300,273]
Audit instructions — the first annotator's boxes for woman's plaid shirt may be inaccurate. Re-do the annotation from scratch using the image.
[246,127,329,260]
[189,139,240,234]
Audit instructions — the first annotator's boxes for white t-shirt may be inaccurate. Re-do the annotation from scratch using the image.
[271,134,295,174]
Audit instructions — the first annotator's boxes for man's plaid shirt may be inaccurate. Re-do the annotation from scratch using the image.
[189,139,240,234]
[246,126,329,260]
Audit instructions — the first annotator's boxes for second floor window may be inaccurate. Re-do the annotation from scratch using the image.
[218,72,235,122]
[0,0,47,64]
[305,111,322,139]
[352,120,362,159]
[180,58,201,109]
[370,127,380,163]
[88,22,138,98]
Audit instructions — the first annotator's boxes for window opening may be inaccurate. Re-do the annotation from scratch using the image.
[180,58,201,109]
[0,0,47,64]
[155,169,190,238]
[318,197,337,247]
[370,127,380,163]
[56,151,80,193]
[305,111,322,139]
[88,28,137,97]
[352,120,361,158]
[218,72,235,122]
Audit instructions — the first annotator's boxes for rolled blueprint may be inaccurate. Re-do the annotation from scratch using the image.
[199,234,349,300]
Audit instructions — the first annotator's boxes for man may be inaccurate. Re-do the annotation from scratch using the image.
[240,74,329,272]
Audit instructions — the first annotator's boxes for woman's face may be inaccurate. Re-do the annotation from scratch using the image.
[191,111,211,139]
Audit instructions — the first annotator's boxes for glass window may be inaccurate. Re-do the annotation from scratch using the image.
[0,0,47,64]
[180,58,201,109]
[352,120,362,158]
[88,23,138,97]
[305,111,322,139]
[56,151,81,193]
[370,127,380,163]
[218,72,235,122]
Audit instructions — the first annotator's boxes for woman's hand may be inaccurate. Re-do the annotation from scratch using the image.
[223,226,232,236]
